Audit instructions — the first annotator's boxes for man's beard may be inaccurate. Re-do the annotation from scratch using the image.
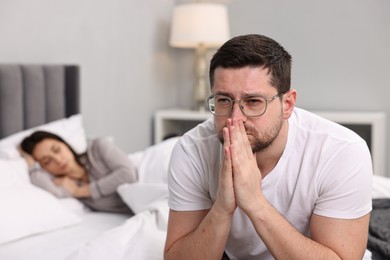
[218,118,283,153]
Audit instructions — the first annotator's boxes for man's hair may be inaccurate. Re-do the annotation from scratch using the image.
[209,34,292,94]
[20,130,86,167]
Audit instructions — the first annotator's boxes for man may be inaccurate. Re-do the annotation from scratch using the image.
[164,34,372,259]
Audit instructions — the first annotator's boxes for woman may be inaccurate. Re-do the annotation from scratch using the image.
[20,131,137,214]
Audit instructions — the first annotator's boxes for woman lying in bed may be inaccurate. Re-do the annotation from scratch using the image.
[20,131,137,214]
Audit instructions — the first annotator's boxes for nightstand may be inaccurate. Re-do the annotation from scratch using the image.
[154,109,212,143]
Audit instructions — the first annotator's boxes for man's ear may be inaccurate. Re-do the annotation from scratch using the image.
[282,89,297,119]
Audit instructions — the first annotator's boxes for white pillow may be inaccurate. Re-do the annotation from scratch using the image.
[127,151,144,171]
[0,184,82,244]
[137,137,179,183]
[117,183,168,214]
[0,114,87,159]
[0,157,29,189]
[118,137,178,213]
[59,198,89,215]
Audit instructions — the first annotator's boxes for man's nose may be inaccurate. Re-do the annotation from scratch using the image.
[230,101,247,120]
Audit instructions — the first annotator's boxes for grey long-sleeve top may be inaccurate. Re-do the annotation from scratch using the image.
[30,137,138,214]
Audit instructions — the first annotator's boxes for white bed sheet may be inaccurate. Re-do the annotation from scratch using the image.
[0,209,129,260]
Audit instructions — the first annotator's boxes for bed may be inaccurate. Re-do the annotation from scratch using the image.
[0,64,389,260]
[0,64,178,260]
[0,64,125,259]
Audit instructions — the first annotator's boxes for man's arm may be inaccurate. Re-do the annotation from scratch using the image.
[164,208,232,259]
[310,213,370,259]
[246,198,369,260]
[164,122,237,260]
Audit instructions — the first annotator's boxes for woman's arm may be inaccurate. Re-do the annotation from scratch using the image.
[19,146,71,198]
[30,168,71,198]
[87,137,138,199]
[53,176,91,198]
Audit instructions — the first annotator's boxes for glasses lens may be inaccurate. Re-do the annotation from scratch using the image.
[208,95,231,116]
[241,96,267,116]
[207,98,216,113]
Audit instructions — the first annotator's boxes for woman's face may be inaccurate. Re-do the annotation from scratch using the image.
[32,138,77,176]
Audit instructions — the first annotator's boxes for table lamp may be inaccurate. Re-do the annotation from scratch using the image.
[170,3,230,110]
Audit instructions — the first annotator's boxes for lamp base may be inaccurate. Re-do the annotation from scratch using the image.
[193,44,210,111]
[195,101,207,112]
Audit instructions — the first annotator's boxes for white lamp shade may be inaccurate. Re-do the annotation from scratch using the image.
[170,3,230,48]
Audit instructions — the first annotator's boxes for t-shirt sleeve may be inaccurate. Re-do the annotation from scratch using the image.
[168,141,214,211]
[314,141,373,219]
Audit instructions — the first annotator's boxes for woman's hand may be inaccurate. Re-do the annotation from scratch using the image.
[54,176,78,195]
[54,176,91,198]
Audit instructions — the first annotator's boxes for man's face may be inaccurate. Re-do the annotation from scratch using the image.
[212,66,284,153]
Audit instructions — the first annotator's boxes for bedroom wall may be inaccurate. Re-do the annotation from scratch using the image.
[0,0,178,152]
[0,0,389,174]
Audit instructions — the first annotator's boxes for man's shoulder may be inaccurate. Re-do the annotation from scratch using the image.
[292,107,365,144]
[180,117,218,143]
[174,117,221,159]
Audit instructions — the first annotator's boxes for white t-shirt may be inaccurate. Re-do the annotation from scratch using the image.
[168,107,373,260]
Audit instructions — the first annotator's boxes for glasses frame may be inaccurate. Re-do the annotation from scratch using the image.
[206,93,281,117]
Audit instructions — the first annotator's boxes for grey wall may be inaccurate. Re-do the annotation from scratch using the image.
[0,0,178,152]
[0,0,389,172]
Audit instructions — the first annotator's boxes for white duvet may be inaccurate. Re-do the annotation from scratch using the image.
[67,202,169,260]
[68,137,178,260]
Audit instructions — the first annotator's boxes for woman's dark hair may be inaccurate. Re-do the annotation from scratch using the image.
[20,131,86,167]
[209,34,292,95]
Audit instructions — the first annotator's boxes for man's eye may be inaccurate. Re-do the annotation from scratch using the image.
[245,98,264,105]
[216,97,231,104]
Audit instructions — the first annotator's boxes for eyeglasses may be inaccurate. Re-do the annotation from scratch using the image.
[206,94,281,117]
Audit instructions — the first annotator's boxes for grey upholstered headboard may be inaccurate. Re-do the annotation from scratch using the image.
[0,64,80,139]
